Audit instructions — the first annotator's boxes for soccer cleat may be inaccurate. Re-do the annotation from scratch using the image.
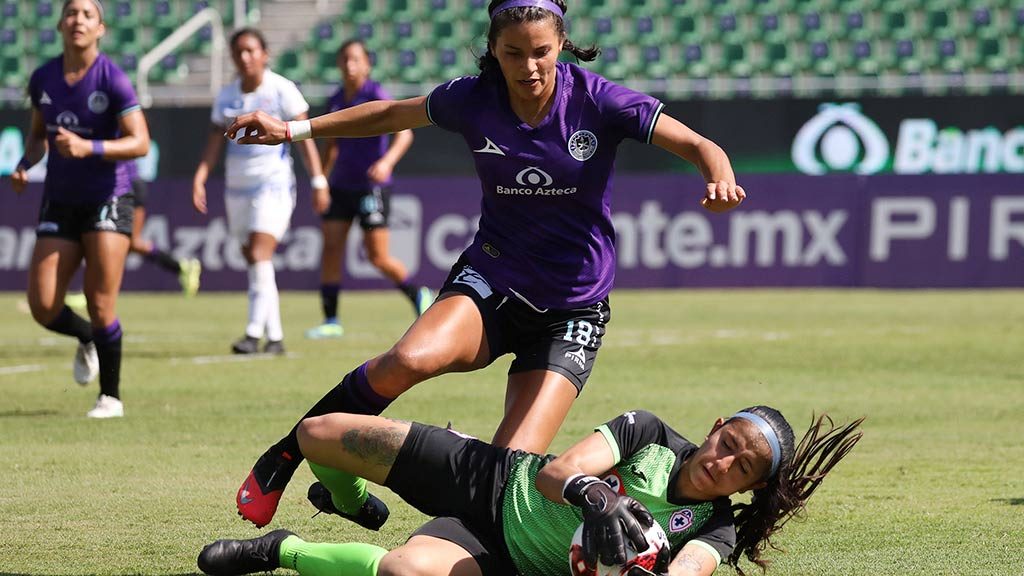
[307,481,390,531]
[197,528,294,576]
[179,258,202,298]
[73,341,99,385]
[64,292,88,310]
[236,447,300,528]
[304,322,344,340]
[263,340,286,355]
[413,286,435,316]
[86,394,124,419]
[231,336,260,355]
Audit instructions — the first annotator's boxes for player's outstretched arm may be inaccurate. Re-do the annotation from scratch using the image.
[535,432,617,503]
[226,97,431,146]
[650,114,745,213]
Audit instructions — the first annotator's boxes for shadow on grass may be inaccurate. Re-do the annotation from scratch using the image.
[0,409,59,418]
[0,574,199,576]
[991,497,1024,506]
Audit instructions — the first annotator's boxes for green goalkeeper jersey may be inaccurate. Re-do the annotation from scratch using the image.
[500,410,736,576]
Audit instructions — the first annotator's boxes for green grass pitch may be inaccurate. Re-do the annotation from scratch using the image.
[0,289,1021,575]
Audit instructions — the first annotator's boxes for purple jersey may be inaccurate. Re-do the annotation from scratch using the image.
[427,62,664,308]
[28,54,140,205]
[326,80,393,189]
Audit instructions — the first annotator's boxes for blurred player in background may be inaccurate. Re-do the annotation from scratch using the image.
[192,28,329,355]
[198,406,863,576]
[305,39,430,341]
[226,0,745,528]
[126,160,201,296]
[9,0,149,418]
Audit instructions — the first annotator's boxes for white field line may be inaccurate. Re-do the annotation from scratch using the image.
[0,364,47,376]
[172,353,300,365]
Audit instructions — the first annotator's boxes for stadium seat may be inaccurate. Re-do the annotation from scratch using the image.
[0,27,21,59]
[1,55,24,88]
[113,1,140,28]
[38,28,61,60]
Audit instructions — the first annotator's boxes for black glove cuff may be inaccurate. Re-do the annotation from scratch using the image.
[562,474,603,506]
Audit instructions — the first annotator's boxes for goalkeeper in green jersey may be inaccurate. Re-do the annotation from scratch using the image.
[200,407,863,576]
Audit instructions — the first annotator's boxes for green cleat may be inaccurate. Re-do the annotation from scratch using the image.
[64,292,88,310]
[305,322,344,340]
[414,286,435,316]
[179,258,201,297]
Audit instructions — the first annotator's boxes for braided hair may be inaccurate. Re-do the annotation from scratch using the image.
[478,0,599,77]
[726,406,865,574]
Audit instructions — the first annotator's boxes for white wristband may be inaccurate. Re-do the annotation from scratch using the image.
[310,174,328,189]
[287,120,312,142]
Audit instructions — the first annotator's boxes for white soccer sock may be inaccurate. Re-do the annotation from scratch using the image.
[263,262,283,342]
[245,260,278,339]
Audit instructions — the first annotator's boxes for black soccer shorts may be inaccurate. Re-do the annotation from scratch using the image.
[36,193,135,241]
[439,256,611,394]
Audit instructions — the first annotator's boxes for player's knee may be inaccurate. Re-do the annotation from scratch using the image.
[379,344,437,383]
[377,548,449,576]
[28,299,59,326]
[296,416,329,452]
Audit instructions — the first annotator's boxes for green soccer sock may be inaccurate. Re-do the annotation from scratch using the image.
[279,535,387,576]
[308,461,368,515]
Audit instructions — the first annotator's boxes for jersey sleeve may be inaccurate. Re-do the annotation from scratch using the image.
[108,65,142,118]
[595,410,674,463]
[682,499,736,567]
[210,90,226,128]
[594,77,664,144]
[425,76,476,133]
[279,77,310,120]
[27,67,41,107]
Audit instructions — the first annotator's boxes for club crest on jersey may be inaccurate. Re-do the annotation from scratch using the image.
[669,509,694,533]
[88,91,109,114]
[601,470,626,495]
[568,130,598,161]
[56,111,80,128]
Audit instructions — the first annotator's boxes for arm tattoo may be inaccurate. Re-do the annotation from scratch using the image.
[671,551,705,575]
[340,421,408,467]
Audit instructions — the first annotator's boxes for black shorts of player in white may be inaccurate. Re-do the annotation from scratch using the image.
[439,256,611,395]
[385,423,520,576]
[322,185,391,230]
[36,193,135,241]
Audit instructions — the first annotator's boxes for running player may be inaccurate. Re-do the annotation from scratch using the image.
[192,28,329,355]
[199,406,864,576]
[10,0,149,418]
[306,39,431,340]
[126,159,202,296]
[225,0,746,528]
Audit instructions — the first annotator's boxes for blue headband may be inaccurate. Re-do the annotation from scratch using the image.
[489,0,564,19]
[730,412,783,478]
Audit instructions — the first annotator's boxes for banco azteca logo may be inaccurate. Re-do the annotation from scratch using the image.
[792,103,889,175]
[515,166,553,186]
[56,110,80,128]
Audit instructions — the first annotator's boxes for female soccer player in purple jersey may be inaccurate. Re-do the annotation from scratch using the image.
[198,406,863,576]
[9,0,149,418]
[306,39,431,341]
[225,0,746,528]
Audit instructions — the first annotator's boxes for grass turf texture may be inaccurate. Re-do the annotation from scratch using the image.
[0,289,1021,575]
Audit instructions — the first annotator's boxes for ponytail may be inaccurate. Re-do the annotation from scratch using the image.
[727,407,864,575]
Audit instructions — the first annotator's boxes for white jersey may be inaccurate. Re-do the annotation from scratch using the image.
[212,69,309,191]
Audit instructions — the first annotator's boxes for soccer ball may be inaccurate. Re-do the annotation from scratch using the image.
[568,521,670,576]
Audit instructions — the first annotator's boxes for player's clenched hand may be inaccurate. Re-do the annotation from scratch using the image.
[700,181,745,213]
[54,127,92,158]
[225,111,287,145]
[10,167,29,194]
[564,475,653,568]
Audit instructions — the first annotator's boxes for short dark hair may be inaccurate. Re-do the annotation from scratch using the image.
[337,38,368,58]
[230,27,267,52]
[477,0,599,77]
